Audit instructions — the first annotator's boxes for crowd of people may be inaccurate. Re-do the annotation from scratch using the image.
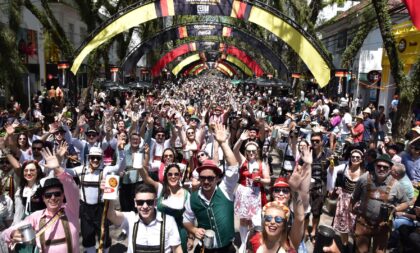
[0,73,419,253]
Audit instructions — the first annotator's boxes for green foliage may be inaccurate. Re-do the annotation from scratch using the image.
[340,6,376,68]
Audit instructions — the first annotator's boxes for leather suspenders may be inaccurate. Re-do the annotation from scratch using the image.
[132,214,166,253]
[80,166,103,203]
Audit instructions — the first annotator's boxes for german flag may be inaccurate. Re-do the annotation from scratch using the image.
[155,0,175,17]
[231,0,252,20]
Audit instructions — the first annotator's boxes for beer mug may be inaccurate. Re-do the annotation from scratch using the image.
[203,230,215,249]
[18,224,35,245]
[103,173,120,200]
[133,152,144,169]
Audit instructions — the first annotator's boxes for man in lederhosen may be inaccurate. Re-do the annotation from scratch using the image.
[66,145,125,253]
[183,123,239,253]
[106,183,182,253]
[350,154,410,253]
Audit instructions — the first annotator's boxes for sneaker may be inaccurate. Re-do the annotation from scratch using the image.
[117,232,127,241]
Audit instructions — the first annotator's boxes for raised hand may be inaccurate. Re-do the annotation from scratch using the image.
[239,130,249,141]
[213,123,228,143]
[301,145,313,165]
[56,141,69,161]
[4,123,15,135]
[48,123,58,134]
[40,147,60,170]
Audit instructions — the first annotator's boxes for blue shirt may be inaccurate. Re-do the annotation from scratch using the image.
[401,151,420,182]
[363,118,375,142]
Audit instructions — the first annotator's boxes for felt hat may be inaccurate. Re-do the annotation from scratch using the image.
[196,160,222,175]
[375,154,393,167]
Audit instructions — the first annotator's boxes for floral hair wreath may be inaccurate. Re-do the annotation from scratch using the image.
[262,201,290,220]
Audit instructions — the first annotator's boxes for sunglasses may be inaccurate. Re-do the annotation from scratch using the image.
[376,164,390,170]
[89,156,102,161]
[197,153,207,158]
[0,159,8,164]
[135,199,155,206]
[273,188,290,194]
[199,176,216,182]
[44,191,62,199]
[187,132,195,135]
[311,139,321,144]
[55,131,65,135]
[86,134,97,137]
[351,156,361,160]
[156,134,165,138]
[32,147,43,151]
[167,172,180,178]
[264,215,285,224]
[163,154,174,158]
[246,149,257,154]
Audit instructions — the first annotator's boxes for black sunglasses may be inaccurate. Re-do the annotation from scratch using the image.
[197,153,207,158]
[32,147,43,151]
[376,164,390,170]
[311,139,321,144]
[199,176,216,182]
[89,156,102,161]
[273,188,290,194]
[44,191,62,199]
[264,215,285,224]
[0,159,8,164]
[135,199,155,206]
[86,133,97,137]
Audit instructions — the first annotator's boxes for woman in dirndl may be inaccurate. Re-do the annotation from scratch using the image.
[332,149,364,250]
[233,130,271,250]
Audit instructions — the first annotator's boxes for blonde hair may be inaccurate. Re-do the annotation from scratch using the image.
[261,201,289,245]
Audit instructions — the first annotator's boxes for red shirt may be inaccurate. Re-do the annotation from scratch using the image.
[353,123,364,143]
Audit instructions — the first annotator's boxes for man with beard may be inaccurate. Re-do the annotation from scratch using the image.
[350,154,409,253]
[106,183,182,253]
[183,124,239,253]
[65,145,126,253]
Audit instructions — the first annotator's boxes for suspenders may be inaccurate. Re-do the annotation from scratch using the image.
[80,166,103,203]
[132,214,166,253]
[38,210,73,252]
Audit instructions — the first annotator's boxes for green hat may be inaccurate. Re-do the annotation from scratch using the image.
[190,115,200,123]
[375,154,393,167]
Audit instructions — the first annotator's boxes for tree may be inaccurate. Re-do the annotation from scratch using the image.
[371,0,420,139]
[0,0,26,104]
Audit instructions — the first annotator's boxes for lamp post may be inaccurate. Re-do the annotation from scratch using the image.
[110,66,119,83]
[57,61,70,88]
[334,69,350,97]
